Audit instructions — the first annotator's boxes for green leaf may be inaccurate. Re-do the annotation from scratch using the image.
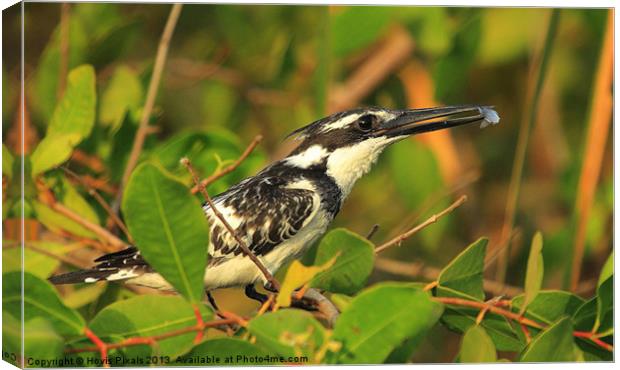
[593,275,612,333]
[32,199,96,238]
[179,338,268,366]
[512,290,585,326]
[63,283,108,309]
[438,238,488,301]
[31,16,88,121]
[248,309,325,358]
[310,228,374,295]
[598,251,613,288]
[24,317,64,363]
[520,317,576,362]
[439,287,522,352]
[330,293,353,312]
[331,7,393,57]
[3,271,85,336]
[460,325,497,363]
[2,311,22,364]
[573,297,597,332]
[3,241,71,279]
[59,176,100,225]
[99,65,143,131]
[330,283,443,364]
[88,295,213,358]
[30,133,81,176]
[48,65,96,140]
[154,130,265,195]
[122,162,209,302]
[522,232,544,313]
[3,144,13,180]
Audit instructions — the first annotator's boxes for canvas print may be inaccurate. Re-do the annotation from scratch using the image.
[1,2,613,366]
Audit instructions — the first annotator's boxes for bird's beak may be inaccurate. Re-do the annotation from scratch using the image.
[376,105,500,138]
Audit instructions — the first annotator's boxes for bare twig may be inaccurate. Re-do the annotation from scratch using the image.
[71,318,238,355]
[181,158,280,291]
[303,288,340,328]
[365,224,379,241]
[375,195,467,254]
[569,10,613,291]
[116,4,183,207]
[434,296,613,352]
[70,150,106,174]
[191,135,263,194]
[496,9,559,283]
[62,167,133,243]
[38,182,127,250]
[25,243,89,269]
[374,258,524,297]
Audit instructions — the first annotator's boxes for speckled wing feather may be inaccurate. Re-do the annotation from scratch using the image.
[204,175,317,258]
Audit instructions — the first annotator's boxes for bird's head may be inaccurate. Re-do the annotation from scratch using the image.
[284,105,500,195]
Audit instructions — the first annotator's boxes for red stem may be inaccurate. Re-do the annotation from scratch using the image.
[84,328,109,368]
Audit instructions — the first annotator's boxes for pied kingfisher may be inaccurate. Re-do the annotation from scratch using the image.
[50,105,500,303]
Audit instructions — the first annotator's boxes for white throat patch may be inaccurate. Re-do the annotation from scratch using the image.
[326,137,395,197]
[285,145,329,168]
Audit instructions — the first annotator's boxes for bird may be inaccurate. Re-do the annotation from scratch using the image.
[49,105,500,305]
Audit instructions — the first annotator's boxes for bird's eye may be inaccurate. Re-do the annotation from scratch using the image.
[357,115,375,132]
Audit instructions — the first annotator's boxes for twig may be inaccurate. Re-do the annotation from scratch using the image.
[57,2,70,99]
[70,318,237,355]
[374,258,524,297]
[25,243,89,269]
[116,4,183,208]
[190,135,263,194]
[496,9,560,284]
[303,288,340,328]
[375,195,467,254]
[434,296,613,352]
[181,158,280,291]
[365,224,379,241]
[70,150,106,174]
[37,182,127,250]
[62,167,133,243]
[569,10,613,291]
[573,331,613,352]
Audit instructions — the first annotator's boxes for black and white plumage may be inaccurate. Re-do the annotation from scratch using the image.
[50,105,500,297]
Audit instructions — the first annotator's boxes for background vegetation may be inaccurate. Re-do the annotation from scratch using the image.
[2,3,613,365]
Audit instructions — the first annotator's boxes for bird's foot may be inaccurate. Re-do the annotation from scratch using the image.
[245,284,269,303]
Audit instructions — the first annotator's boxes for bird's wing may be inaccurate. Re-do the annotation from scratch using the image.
[49,176,318,285]
[204,177,318,258]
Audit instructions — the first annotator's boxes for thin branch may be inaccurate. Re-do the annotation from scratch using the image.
[116,4,183,207]
[365,224,380,241]
[57,2,70,99]
[25,243,89,269]
[191,135,263,194]
[374,258,524,298]
[181,158,280,291]
[302,288,340,328]
[569,10,613,291]
[375,195,467,254]
[71,318,237,355]
[62,167,133,244]
[434,296,613,352]
[37,182,127,250]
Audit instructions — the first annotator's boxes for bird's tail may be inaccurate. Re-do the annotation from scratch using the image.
[48,267,140,285]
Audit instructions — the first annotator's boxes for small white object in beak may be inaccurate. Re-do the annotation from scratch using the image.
[479,107,500,129]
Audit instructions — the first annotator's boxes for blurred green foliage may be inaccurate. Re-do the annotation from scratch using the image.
[2,3,612,365]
